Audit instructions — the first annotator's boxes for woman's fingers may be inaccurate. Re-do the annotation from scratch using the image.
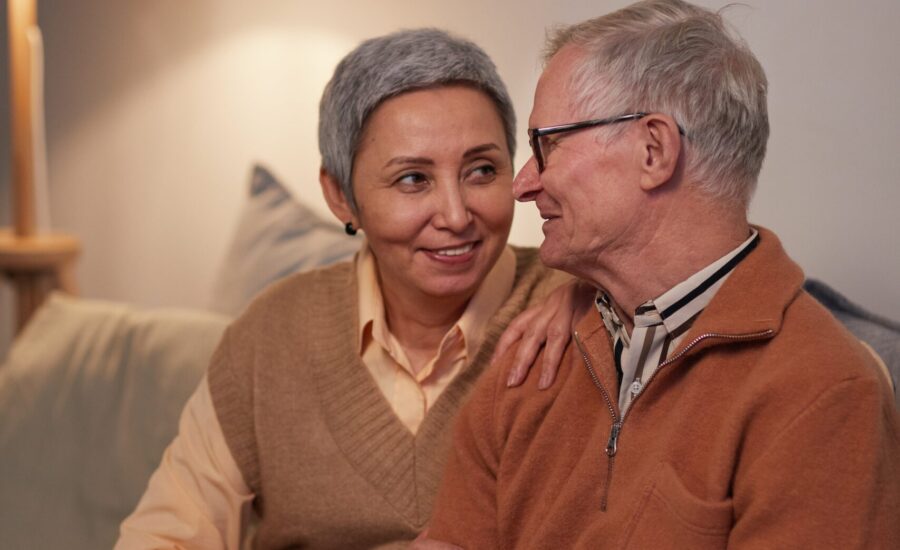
[507,307,554,386]
[537,311,570,389]
[493,306,540,373]
[411,528,463,549]
[498,279,595,389]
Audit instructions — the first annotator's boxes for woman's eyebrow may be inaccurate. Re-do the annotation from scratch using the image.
[463,143,501,158]
[383,156,434,168]
[383,143,500,169]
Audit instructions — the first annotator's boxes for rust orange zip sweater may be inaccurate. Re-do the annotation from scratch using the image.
[429,228,900,549]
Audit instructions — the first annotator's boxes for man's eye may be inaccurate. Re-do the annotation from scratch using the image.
[541,135,558,153]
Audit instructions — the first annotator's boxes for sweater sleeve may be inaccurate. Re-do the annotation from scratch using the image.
[115,376,254,549]
[729,376,900,549]
[427,362,506,548]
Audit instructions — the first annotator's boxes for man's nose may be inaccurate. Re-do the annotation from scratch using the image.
[513,156,542,202]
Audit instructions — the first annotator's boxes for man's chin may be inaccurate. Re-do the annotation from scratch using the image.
[538,242,567,270]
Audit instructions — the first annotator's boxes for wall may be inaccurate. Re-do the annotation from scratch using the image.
[1,0,898,355]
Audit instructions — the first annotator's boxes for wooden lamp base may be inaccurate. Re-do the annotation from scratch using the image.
[0,227,80,332]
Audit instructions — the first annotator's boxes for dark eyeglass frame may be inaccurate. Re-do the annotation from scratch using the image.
[527,112,685,172]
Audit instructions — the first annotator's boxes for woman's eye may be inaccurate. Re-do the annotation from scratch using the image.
[466,164,497,185]
[395,172,428,189]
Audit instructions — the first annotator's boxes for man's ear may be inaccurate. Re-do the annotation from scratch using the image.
[319,168,357,226]
[636,114,682,192]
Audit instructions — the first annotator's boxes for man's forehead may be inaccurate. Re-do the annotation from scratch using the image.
[530,45,588,127]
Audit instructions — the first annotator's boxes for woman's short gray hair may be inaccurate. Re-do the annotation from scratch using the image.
[319,28,516,211]
[546,0,769,207]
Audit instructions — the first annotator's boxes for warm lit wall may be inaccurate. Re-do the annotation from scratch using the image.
[1,0,899,355]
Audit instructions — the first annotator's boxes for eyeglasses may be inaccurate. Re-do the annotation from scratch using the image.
[528,112,687,173]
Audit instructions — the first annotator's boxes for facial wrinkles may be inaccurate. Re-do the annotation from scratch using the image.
[565,129,632,265]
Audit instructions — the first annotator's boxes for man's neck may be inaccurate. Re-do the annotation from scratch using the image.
[584,199,750,332]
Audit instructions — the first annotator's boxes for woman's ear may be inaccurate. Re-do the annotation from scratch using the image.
[636,114,682,192]
[319,168,357,227]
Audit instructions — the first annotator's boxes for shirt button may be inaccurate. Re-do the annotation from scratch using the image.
[630,380,643,395]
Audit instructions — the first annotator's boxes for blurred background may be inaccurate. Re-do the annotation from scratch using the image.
[1,0,899,355]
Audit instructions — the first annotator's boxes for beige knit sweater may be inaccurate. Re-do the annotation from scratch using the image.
[208,247,561,549]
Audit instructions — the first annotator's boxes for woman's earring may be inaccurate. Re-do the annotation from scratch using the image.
[344,221,357,236]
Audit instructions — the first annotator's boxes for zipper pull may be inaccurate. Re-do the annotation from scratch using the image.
[606,421,622,457]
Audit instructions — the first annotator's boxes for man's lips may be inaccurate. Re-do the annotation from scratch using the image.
[539,212,560,235]
[539,210,560,221]
[536,198,560,221]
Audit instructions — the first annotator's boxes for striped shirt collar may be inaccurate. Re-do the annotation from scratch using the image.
[598,228,760,340]
[651,227,760,334]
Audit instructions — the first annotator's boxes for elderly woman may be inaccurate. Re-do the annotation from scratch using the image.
[117,29,572,548]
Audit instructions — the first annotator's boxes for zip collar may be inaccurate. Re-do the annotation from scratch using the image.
[575,226,803,366]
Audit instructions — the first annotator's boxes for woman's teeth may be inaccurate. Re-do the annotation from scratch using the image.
[434,243,474,256]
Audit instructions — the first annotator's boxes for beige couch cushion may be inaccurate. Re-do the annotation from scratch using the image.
[0,293,228,550]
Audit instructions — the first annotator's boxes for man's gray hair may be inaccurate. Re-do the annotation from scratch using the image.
[546,0,768,207]
[319,28,516,211]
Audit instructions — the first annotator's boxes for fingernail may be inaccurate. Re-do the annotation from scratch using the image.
[507,370,518,387]
[538,372,551,390]
[506,367,522,388]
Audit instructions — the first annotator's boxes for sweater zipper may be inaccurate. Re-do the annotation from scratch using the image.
[574,332,619,512]
[621,329,774,424]
[574,329,773,511]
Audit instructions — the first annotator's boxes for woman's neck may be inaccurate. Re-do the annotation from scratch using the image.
[380,283,471,374]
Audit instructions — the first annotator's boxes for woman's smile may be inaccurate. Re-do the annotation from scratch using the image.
[421,241,480,265]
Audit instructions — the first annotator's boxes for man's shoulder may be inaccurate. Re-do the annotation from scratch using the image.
[731,287,892,429]
[778,289,884,384]
[706,227,883,394]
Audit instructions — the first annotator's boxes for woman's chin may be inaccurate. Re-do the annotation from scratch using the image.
[414,272,485,303]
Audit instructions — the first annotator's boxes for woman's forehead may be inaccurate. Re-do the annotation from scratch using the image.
[356,86,509,164]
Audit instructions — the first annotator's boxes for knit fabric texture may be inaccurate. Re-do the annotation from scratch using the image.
[208,247,560,548]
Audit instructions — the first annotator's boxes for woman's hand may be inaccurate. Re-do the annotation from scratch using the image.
[495,279,594,389]
[410,528,463,550]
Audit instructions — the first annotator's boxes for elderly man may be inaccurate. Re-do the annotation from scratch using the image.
[421,0,900,548]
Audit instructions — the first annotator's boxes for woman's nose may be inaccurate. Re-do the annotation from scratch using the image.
[512,156,542,202]
[433,184,472,233]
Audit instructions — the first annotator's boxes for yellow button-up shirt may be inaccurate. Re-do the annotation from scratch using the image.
[357,243,515,433]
